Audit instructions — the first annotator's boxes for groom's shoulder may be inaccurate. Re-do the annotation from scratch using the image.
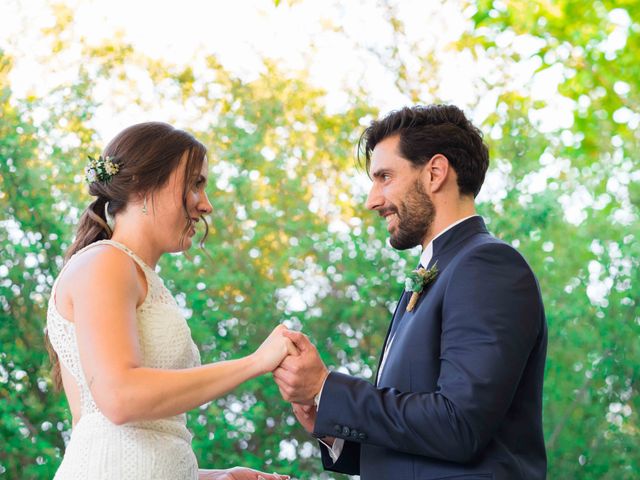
[443,237,542,314]
[455,233,537,277]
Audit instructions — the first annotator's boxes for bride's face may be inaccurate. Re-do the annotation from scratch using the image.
[151,152,212,253]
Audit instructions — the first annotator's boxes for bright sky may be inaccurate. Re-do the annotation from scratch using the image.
[0,0,580,144]
[0,0,502,137]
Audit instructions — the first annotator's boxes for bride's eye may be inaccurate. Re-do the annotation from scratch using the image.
[192,177,206,191]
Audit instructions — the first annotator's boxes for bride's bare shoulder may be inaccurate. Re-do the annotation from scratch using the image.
[56,244,141,306]
[66,244,137,278]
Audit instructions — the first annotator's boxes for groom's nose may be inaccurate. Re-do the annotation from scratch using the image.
[366,183,384,211]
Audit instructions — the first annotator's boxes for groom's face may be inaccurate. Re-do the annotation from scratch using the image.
[366,135,435,250]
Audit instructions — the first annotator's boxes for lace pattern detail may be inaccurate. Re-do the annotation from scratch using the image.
[46,240,201,479]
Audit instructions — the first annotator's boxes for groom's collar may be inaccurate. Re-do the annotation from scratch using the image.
[419,215,486,268]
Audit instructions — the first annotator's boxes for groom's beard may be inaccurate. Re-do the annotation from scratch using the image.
[387,180,435,250]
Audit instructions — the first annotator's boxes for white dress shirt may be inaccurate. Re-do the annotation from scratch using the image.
[319,214,479,462]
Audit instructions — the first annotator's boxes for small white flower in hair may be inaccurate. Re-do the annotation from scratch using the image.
[85,167,98,183]
[104,158,119,176]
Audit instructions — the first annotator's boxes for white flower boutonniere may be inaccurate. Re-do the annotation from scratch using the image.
[404,261,438,312]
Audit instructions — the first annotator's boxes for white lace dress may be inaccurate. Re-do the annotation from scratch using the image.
[46,240,202,479]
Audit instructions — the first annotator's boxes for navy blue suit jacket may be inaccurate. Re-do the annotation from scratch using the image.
[313,216,547,479]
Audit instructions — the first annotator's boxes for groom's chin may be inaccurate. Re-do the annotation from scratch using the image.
[389,235,419,251]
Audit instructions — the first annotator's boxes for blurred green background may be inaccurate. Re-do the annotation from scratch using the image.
[0,0,638,478]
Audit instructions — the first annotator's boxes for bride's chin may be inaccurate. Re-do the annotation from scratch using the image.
[168,238,192,254]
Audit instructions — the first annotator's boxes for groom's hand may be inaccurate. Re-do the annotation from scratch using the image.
[272,330,329,405]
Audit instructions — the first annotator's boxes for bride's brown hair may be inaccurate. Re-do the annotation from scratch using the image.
[46,122,209,389]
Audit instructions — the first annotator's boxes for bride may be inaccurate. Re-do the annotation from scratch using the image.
[46,122,293,479]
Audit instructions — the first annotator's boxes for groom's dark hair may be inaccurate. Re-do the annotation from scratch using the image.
[358,104,489,198]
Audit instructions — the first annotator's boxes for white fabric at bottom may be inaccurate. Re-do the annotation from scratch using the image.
[53,413,198,480]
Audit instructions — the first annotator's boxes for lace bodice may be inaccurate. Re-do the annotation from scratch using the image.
[46,240,201,479]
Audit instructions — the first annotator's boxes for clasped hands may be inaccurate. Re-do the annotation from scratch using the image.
[271,328,330,437]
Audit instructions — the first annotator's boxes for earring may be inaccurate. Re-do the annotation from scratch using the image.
[104,201,116,230]
[142,196,148,215]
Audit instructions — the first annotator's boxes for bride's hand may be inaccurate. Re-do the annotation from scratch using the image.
[199,467,289,479]
[226,466,289,479]
[253,324,298,375]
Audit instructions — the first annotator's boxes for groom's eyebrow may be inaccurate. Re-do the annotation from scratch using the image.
[371,168,390,179]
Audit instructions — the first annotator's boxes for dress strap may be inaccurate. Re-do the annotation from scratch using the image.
[95,240,155,274]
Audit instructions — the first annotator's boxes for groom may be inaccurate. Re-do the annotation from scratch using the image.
[273,105,547,479]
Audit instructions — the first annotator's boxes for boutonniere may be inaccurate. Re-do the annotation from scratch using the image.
[405,261,438,312]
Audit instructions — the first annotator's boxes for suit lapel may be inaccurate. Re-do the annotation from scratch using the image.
[375,289,409,385]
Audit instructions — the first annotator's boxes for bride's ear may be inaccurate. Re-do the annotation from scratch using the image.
[132,189,149,203]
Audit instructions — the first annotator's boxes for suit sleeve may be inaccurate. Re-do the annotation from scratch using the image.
[313,243,543,463]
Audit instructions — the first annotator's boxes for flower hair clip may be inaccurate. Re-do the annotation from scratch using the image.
[85,155,120,184]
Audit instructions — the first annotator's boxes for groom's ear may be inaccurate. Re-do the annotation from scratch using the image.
[422,154,450,194]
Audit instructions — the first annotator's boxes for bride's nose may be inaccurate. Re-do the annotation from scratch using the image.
[198,191,213,214]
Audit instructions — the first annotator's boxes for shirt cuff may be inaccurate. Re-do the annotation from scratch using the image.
[314,372,330,409]
[314,373,343,462]
[318,437,345,463]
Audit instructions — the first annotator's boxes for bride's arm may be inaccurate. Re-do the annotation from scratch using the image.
[69,247,291,425]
